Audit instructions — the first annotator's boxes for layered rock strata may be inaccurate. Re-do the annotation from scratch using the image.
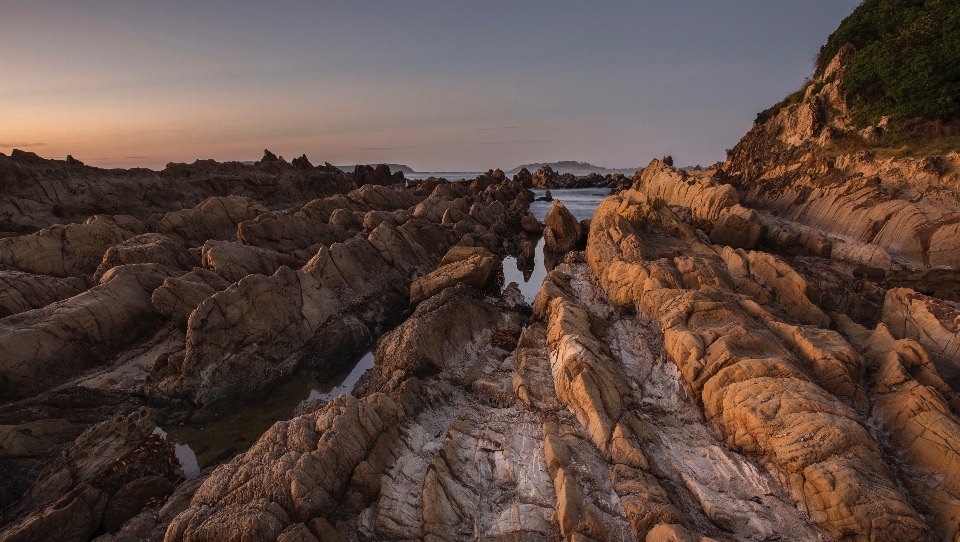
[723,51,960,272]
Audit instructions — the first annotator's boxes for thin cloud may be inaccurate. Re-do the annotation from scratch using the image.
[473,126,517,131]
[125,156,151,159]
[1,142,46,148]
[474,140,554,145]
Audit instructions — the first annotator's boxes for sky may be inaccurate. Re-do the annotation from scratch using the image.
[0,1,861,171]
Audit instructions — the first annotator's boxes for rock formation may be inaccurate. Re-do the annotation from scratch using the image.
[532,165,560,189]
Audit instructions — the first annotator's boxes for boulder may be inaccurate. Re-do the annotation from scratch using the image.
[633,159,738,223]
[438,245,494,266]
[0,216,145,278]
[200,240,302,283]
[744,251,830,327]
[151,267,231,326]
[237,210,350,254]
[164,393,407,540]
[152,195,268,247]
[513,167,533,188]
[883,288,960,388]
[408,252,500,307]
[532,165,559,189]
[94,233,199,281]
[543,200,582,254]
[521,212,541,234]
[368,285,506,392]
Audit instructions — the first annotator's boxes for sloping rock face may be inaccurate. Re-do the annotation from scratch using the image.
[838,316,960,541]
[0,216,146,279]
[634,159,738,224]
[723,49,960,272]
[0,264,174,402]
[883,287,960,388]
[709,205,762,249]
[94,233,200,281]
[408,249,500,307]
[0,271,85,318]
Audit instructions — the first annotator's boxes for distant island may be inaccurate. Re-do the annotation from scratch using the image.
[504,161,642,176]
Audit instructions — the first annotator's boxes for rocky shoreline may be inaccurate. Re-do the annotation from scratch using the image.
[2,46,960,541]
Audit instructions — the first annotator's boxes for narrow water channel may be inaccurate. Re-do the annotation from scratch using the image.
[158,188,610,478]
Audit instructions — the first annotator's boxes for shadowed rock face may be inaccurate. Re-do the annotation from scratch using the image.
[0,151,358,236]
[0,156,547,539]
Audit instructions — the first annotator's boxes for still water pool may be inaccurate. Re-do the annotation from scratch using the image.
[156,349,375,478]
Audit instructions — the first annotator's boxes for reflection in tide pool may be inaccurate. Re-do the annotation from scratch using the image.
[156,347,375,478]
[307,351,375,402]
[152,426,201,480]
[174,443,202,479]
[502,238,547,304]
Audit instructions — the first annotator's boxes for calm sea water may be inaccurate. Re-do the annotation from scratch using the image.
[528,188,610,221]
[405,172,484,181]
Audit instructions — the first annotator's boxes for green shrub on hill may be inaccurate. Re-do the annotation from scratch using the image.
[817,0,960,127]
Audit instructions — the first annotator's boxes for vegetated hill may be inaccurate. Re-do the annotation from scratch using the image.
[817,0,959,126]
[505,161,641,176]
[720,0,960,275]
[754,0,960,155]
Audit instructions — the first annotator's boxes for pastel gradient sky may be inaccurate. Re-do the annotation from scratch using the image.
[0,1,860,171]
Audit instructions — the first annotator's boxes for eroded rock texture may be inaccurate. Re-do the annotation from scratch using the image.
[586,190,936,541]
